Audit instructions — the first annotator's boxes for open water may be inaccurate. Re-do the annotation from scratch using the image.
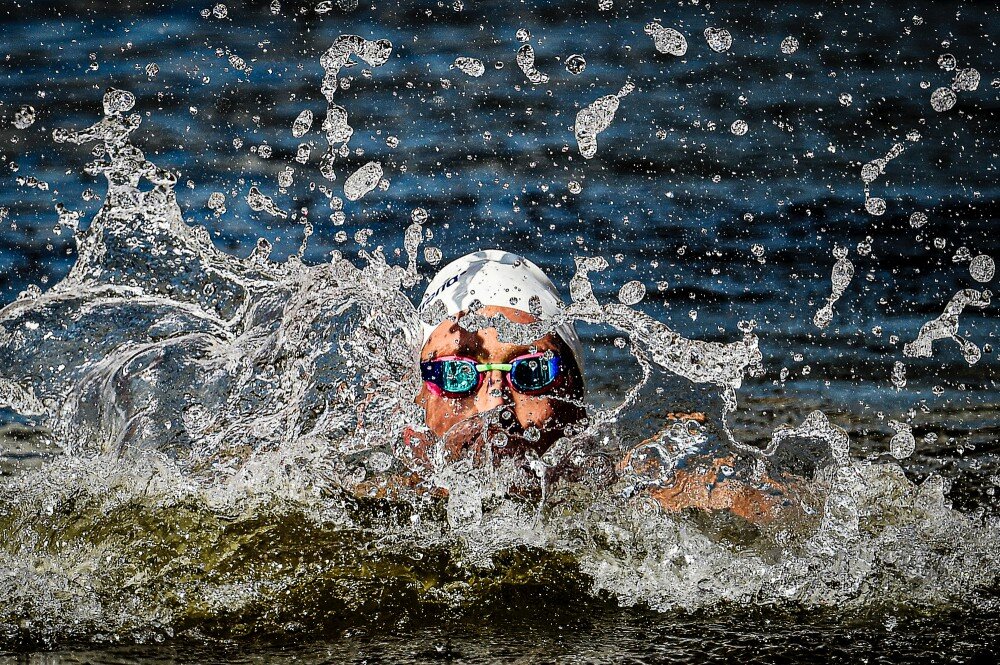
[0,0,999,662]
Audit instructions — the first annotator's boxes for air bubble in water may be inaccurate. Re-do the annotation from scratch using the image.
[970,255,995,283]
[451,57,485,77]
[565,54,586,75]
[411,207,428,223]
[704,27,733,53]
[270,0,281,13]
[13,105,36,129]
[344,161,382,201]
[567,180,583,194]
[909,211,928,228]
[292,109,314,138]
[278,166,295,189]
[930,87,956,112]
[839,93,853,106]
[730,119,748,136]
[258,143,273,159]
[212,3,228,18]
[645,22,687,56]
[386,136,399,148]
[516,28,530,43]
[780,36,799,54]
[598,0,612,10]
[937,53,957,71]
[145,63,159,79]
[618,280,646,305]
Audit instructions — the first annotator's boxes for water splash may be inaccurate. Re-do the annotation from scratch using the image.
[813,246,854,329]
[574,81,634,159]
[903,289,991,365]
[319,35,393,182]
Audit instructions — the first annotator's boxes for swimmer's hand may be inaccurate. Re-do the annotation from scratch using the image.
[618,413,799,525]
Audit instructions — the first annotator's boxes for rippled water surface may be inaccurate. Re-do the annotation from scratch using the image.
[1,0,999,662]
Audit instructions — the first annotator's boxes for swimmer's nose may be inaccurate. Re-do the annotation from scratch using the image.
[474,369,508,412]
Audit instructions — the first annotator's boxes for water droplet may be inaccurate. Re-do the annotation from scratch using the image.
[937,53,957,71]
[516,28,530,43]
[893,364,915,391]
[13,105,35,130]
[838,92,853,106]
[295,143,312,164]
[780,36,799,54]
[618,281,646,305]
[451,57,485,77]
[951,67,980,92]
[909,211,928,228]
[704,27,733,53]
[102,88,136,116]
[645,22,687,56]
[730,119,748,136]
[970,255,995,283]
[247,186,288,218]
[598,0,612,10]
[568,180,582,194]
[575,84,631,159]
[411,207,429,224]
[212,3,228,19]
[516,44,549,85]
[424,247,443,265]
[292,109,314,138]
[865,197,886,216]
[565,54,586,75]
[344,161,383,201]
[207,191,226,216]
[930,86,956,112]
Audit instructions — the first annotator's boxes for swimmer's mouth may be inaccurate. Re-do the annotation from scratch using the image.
[440,409,550,463]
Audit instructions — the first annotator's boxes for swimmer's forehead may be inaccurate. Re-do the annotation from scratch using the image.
[420,317,561,361]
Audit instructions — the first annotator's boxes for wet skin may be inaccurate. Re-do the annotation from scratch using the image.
[416,305,585,461]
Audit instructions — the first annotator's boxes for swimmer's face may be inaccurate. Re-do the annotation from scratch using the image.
[417,305,585,455]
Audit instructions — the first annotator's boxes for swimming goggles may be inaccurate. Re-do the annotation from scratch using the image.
[420,352,562,396]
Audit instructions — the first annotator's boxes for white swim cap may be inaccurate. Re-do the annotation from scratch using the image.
[418,250,584,374]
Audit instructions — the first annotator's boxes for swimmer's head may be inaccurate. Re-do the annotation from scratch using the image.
[416,250,586,455]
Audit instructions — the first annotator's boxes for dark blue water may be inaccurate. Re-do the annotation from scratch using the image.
[2,0,999,660]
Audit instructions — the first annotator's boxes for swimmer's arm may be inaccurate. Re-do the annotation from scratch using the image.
[619,413,796,524]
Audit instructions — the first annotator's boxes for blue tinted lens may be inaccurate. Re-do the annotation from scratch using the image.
[509,355,560,391]
[442,359,479,393]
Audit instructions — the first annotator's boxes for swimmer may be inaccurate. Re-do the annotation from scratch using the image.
[375,250,794,523]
